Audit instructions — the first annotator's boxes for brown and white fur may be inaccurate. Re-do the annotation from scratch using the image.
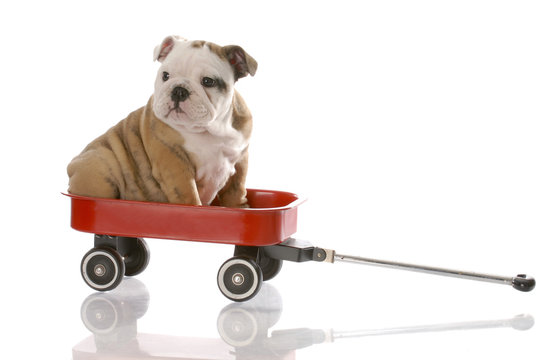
[67,36,257,207]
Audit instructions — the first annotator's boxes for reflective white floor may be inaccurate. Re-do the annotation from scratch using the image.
[71,274,543,360]
[73,279,540,360]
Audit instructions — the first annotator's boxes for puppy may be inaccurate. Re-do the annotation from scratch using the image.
[67,36,256,207]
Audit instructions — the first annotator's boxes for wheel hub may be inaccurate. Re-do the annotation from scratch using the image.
[94,264,106,277]
[232,273,244,286]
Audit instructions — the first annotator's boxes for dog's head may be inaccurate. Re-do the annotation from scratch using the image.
[152,36,257,133]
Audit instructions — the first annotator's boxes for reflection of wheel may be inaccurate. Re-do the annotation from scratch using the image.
[80,295,120,334]
[218,257,263,302]
[123,238,150,276]
[217,306,259,347]
[217,283,284,347]
[80,278,151,339]
[115,278,151,319]
[258,251,283,281]
[81,247,125,291]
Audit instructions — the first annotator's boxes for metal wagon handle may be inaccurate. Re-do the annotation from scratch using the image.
[329,252,536,292]
[263,238,536,292]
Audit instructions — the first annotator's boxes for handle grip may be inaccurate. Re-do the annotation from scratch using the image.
[512,274,536,292]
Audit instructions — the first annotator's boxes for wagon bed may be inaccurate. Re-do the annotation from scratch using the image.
[66,189,303,246]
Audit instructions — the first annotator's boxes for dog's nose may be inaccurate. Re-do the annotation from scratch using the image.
[171,86,190,103]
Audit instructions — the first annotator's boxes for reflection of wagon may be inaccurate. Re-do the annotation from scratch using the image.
[67,189,535,302]
[74,280,534,360]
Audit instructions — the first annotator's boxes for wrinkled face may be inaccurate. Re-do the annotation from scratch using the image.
[153,40,235,133]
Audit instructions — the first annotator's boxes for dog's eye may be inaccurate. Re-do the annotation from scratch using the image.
[201,77,217,88]
[162,72,170,81]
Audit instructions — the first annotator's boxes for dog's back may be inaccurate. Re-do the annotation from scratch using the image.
[67,97,196,203]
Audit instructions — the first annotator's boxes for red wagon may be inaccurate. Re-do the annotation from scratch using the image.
[67,189,535,301]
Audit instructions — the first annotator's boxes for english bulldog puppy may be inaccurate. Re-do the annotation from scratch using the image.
[67,36,256,207]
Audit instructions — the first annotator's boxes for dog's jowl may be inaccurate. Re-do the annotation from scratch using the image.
[67,36,257,207]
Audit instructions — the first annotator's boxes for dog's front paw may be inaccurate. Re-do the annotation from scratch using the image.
[238,202,250,209]
[218,198,249,208]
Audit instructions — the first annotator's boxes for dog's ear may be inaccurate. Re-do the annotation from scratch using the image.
[223,46,257,80]
[154,36,186,62]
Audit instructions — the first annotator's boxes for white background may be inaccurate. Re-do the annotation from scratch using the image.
[1,0,548,359]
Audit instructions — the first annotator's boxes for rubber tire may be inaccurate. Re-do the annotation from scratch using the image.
[123,238,150,276]
[258,253,283,281]
[218,257,263,302]
[81,247,125,292]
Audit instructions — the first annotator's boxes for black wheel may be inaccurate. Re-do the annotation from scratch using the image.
[258,252,283,281]
[123,238,150,276]
[218,257,263,302]
[81,247,125,291]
